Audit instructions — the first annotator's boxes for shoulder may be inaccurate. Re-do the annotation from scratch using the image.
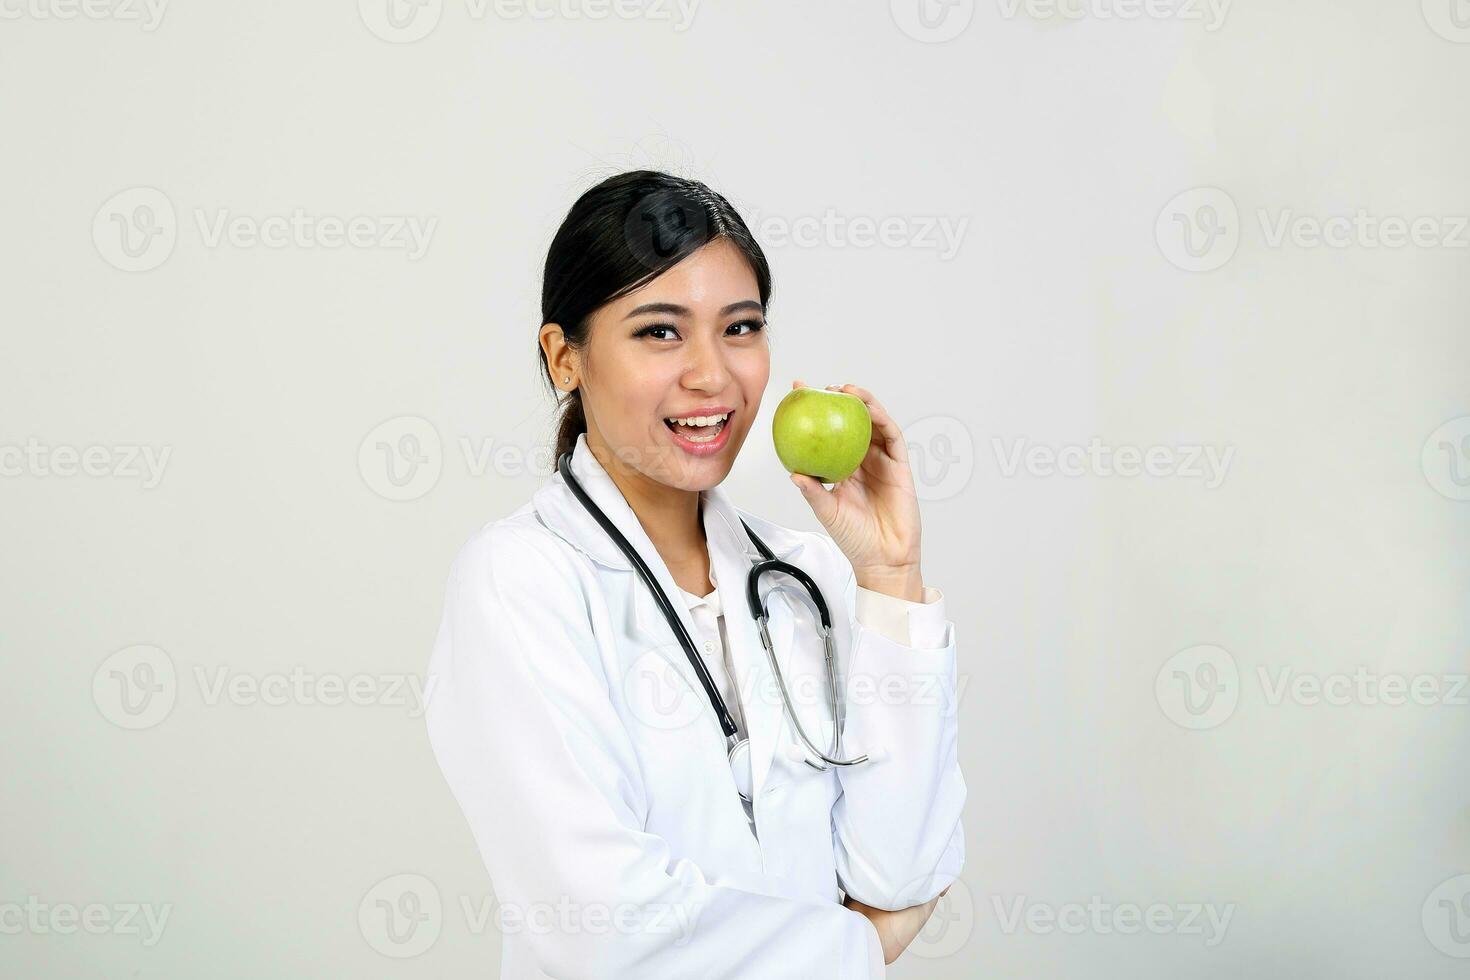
[444,501,589,599]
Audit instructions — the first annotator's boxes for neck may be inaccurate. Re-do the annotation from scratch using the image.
[585,430,708,569]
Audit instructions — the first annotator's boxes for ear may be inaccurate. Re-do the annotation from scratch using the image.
[540,322,578,387]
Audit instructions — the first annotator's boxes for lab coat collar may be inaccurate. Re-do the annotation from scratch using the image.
[532,432,803,573]
[532,431,809,803]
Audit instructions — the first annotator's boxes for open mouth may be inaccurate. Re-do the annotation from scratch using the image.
[663,410,733,446]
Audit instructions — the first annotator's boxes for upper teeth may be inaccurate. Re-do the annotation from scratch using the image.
[667,413,729,426]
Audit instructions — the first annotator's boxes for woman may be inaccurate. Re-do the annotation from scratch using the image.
[425,171,966,978]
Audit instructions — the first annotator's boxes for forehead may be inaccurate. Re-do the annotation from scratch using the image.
[610,238,759,313]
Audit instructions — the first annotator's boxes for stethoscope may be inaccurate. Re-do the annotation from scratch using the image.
[557,451,869,806]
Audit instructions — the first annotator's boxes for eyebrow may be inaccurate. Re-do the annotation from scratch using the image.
[623,300,764,320]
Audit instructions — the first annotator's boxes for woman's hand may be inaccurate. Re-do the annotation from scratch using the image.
[843,885,951,965]
[787,381,924,601]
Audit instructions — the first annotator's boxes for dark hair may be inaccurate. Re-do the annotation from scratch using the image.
[540,170,772,462]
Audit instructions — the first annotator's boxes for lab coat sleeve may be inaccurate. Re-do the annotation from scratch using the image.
[424,524,888,979]
[823,537,967,912]
[854,585,950,649]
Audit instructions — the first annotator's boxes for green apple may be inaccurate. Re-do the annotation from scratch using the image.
[771,387,872,483]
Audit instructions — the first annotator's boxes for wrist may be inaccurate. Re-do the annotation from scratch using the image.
[843,897,899,965]
[855,564,924,602]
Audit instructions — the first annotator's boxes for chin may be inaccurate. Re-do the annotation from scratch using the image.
[661,435,744,490]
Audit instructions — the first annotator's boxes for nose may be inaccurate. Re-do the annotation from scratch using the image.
[681,330,731,393]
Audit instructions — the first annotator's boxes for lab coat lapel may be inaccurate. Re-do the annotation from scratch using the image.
[699,483,800,802]
[534,433,807,801]
[532,435,706,697]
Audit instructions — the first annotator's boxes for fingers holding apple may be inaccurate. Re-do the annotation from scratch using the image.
[775,380,924,581]
[826,382,911,471]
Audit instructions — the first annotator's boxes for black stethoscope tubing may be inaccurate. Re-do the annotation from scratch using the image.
[556,450,835,740]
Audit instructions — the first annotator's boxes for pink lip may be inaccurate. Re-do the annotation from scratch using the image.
[663,405,733,417]
[663,409,736,457]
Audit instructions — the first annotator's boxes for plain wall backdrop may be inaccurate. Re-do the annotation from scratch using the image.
[2,1,1468,976]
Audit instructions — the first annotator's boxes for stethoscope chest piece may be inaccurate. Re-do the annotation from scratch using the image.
[728,736,753,803]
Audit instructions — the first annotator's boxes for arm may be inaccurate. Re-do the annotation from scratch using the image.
[843,885,950,965]
[828,545,968,912]
[424,525,887,979]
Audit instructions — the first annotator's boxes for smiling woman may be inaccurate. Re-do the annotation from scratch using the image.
[424,171,966,978]
[536,172,773,490]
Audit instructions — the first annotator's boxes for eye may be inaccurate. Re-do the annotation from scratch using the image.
[633,322,681,341]
[727,319,766,336]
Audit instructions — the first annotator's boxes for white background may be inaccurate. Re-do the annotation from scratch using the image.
[2,1,1468,976]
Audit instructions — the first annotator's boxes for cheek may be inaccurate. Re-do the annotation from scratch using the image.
[736,351,771,392]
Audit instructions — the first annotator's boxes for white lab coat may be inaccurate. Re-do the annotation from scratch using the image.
[424,433,966,979]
